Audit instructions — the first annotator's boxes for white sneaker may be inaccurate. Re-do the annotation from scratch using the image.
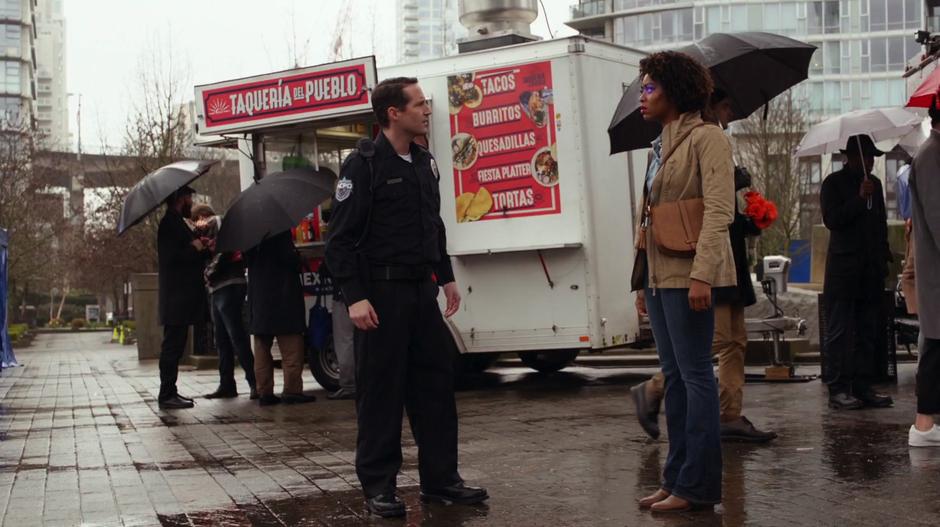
[908,425,940,447]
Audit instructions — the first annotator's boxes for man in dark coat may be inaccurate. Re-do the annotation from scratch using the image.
[820,135,893,410]
[157,186,209,410]
[245,230,314,406]
[326,77,487,518]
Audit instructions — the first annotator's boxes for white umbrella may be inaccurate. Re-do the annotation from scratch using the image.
[892,124,929,156]
[794,108,923,157]
[795,108,924,209]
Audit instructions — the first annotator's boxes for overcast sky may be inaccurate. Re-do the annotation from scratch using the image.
[63,0,577,154]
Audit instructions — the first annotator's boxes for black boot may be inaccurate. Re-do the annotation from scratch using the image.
[420,483,489,505]
[631,381,661,440]
[159,395,195,410]
[205,386,238,399]
[366,493,406,518]
[828,392,863,410]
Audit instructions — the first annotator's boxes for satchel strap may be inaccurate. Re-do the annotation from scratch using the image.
[642,121,711,221]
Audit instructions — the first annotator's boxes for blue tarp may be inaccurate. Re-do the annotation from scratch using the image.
[0,228,16,368]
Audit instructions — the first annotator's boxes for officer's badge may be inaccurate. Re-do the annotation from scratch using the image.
[336,178,353,202]
[430,157,440,180]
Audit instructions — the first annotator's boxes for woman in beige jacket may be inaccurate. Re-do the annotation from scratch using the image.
[633,51,736,513]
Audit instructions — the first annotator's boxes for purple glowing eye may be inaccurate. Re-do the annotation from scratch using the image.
[641,84,656,95]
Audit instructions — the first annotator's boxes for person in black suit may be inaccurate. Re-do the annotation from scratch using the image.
[157,185,210,410]
[820,135,893,411]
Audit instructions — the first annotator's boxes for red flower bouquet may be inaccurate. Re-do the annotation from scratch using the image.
[744,191,778,230]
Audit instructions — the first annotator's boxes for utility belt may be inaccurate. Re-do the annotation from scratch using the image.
[369,264,432,282]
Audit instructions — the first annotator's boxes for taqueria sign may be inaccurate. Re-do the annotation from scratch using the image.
[194,56,377,135]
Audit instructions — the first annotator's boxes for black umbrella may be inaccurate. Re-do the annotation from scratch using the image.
[215,166,337,253]
[608,32,816,153]
[117,160,217,235]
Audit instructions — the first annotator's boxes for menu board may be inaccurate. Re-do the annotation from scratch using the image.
[448,61,561,223]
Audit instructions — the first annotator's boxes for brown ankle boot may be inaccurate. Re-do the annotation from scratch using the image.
[638,489,670,509]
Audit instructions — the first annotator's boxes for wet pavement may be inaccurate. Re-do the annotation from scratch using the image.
[0,332,938,526]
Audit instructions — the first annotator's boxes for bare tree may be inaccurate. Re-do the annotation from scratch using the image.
[733,91,810,259]
[0,113,71,315]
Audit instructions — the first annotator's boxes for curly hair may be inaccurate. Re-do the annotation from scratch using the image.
[639,51,714,115]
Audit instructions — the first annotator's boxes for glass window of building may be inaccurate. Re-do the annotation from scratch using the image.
[640,14,654,45]
[871,36,887,72]
[887,36,905,70]
[0,61,19,94]
[809,42,824,74]
[764,3,780,32]
[0,0,20,20]
[825,82,840,112]
[886,0,903,30]
[860,39,870,72]
[870,79,886,106]
[825,41,841,74]
[706,6,720,35]
[808,1,824,33]
[859,0,869,31]
[905,0,922,29]
[889,79,905,105]
[0,23,19,55]
[907,39,924,65]
[842,40,854,73]
[780,2,799,34]
[693,6,704,40]
[840,0,851,33]
[678,8,692,41]
[808,82,824,113]
[823,1,840,33]
[870,0,886,31]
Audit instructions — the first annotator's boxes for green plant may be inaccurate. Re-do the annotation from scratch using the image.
[48,318,64,328]
[8,324,28,342]
[70,318,86,331]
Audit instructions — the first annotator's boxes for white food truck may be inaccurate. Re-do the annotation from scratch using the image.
[193,12,649,390]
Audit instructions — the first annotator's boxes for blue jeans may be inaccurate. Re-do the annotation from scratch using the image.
[645,286,722,505]
[211,284,256,391]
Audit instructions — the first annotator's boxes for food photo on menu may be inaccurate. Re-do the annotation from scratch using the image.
[447,61,562,222]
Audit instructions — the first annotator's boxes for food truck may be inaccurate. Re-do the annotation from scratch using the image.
[193,14,649,390]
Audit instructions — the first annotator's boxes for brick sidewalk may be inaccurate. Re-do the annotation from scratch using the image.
[0,332,937,526]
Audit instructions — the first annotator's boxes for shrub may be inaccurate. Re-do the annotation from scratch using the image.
[70,318,86,331]
[8,324,28,342]
[48,318,64,328]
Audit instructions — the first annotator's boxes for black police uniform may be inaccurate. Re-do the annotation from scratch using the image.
[325,131,461,499]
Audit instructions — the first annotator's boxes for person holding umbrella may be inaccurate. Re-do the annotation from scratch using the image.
[213,166,337,406]
[157,185,211,410]
[245,229,315,407]
[819,135,894,411]
[633,51,735,513]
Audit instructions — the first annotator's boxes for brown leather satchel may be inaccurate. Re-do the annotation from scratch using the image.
[650,197,704,258]
[647,122,712,259]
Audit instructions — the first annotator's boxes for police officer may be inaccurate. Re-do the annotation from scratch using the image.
[326,77,488,518]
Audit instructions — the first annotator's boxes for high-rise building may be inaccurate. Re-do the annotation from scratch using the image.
[569,1,934,226]
[0,0,37,126]
[397,0,467,62]
[568,1,928,120]
[34,0,68,150]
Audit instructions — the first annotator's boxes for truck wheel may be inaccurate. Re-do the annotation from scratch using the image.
[307,341,340,393]
[458,353,500,374]
[518,350,579,373]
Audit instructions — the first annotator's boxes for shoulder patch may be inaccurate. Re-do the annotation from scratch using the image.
[336,178,354,202]
[429,157,440,180]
